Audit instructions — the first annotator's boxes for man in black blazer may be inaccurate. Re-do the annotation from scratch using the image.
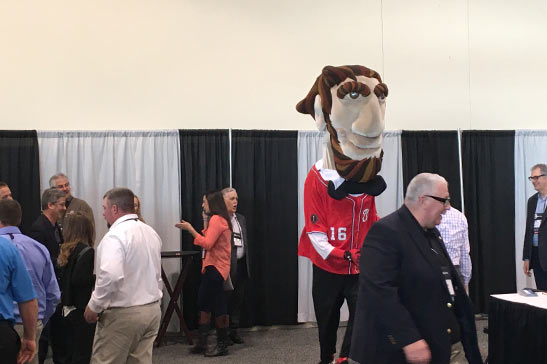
[523,163,547,290]
[222,187,251,345]
[29,188,66,265]
[350,173,482,364]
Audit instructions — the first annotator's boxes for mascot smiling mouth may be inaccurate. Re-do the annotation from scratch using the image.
[297,65,388,185]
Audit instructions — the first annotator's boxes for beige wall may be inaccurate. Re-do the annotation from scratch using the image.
[1,0,546,130]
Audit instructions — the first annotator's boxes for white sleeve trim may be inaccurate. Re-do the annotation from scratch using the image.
[308,232,334,260]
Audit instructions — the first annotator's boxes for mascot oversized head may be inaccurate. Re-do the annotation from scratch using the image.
[297,65,388,196]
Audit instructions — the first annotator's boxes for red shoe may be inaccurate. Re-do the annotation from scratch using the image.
[336,357,349,364]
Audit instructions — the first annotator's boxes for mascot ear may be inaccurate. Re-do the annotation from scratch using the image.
[296,92,326,131]
[313,95,326,131]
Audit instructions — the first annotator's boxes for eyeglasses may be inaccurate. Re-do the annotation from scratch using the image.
[424,195,451,206]
[528,174,546,182]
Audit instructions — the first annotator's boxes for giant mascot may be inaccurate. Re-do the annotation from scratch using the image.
[297,65,388,364]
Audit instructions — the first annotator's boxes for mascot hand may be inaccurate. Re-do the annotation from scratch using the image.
[328,248,360,264]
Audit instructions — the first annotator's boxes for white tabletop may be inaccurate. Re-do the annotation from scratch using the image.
[492,293,547,310]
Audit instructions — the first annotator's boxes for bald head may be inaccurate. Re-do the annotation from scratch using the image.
[405,173,450,229]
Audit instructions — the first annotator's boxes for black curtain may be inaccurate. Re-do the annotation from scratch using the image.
[179,129,230,329]
[0,131,41,233]
[462,130,515,313]
[401,131,462,210]
[232,130,298,326]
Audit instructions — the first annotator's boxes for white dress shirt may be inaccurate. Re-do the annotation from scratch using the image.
[88,214,163,313]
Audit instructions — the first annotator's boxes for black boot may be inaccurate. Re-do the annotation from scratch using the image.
[190,324,209,354]
[190,311,211,354]
[205,315,229,357]
[229,329,244,344]
[205,328,229,357]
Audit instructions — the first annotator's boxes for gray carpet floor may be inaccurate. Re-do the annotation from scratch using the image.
[148,319,489,364]
[45,319,488,363]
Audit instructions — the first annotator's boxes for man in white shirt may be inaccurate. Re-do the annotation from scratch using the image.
[84,187,162,364]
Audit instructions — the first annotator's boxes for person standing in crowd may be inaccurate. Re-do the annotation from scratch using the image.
[134,194,145,222]
[436,206,472,293]
[84,187,162,364]
[0,235,39,364]
[221,187,250,345]
[176,190,232,357]
[523,163,547,289]
[0,181,13,200]
[28,188,65,364]
[29,188,66,265]
[57,212,96,364]
[350,173,482,364]
[0,199,60,364]
[49,173,95,236]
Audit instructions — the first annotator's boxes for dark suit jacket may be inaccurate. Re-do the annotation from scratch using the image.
[522,193,547,269]
[28,214,63,264]
[230,213,251,283]
[350,205,482,364]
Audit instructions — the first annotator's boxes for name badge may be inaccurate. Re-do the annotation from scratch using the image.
[233,232,243,247]
[442,268,456,299]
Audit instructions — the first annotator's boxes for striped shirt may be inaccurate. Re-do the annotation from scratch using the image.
[436,207,472,286]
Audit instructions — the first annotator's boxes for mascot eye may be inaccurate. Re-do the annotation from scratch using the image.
[374,82,389,103]
[337,81,371,100]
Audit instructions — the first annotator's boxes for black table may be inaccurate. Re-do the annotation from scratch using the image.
[155,250,200,347]
[489,294,547,364]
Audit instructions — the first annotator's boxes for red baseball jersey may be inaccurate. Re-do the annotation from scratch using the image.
[299,164,379,275]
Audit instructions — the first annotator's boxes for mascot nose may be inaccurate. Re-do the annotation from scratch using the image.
[352,101,385,138]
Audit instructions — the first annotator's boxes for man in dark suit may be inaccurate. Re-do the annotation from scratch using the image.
[222,187,251,345]
[29,188,66,265]
[523,163,547,289]
[350,173,482,364]
[28,187,66,364]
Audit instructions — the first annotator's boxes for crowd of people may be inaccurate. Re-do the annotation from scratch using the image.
[1,162,546,364]
[0,173,250,364]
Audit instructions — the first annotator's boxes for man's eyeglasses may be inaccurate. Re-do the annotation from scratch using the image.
[528,174,546,182]
[424,195,451,206]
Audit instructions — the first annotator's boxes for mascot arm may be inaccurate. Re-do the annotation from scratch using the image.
[303,169,344,260]
[308,232,338,259]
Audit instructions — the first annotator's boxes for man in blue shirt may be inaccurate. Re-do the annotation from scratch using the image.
[0,199,60,364]
[0,235,39,364]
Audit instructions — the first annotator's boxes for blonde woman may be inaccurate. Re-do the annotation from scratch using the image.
[56,211,95,364]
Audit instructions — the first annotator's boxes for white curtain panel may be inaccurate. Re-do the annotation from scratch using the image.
[37,130,181,326]
[296,130,403,323]
[514,130,547,291]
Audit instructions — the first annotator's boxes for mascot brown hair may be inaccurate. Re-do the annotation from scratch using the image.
[297,65,388,364]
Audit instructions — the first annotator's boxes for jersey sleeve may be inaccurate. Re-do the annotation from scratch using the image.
[303,170,329,235]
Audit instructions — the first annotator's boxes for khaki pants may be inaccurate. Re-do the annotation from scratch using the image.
[91,302,161,364]
[15,320,44,364]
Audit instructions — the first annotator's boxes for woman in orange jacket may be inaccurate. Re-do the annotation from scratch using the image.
[176,190,232,356]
